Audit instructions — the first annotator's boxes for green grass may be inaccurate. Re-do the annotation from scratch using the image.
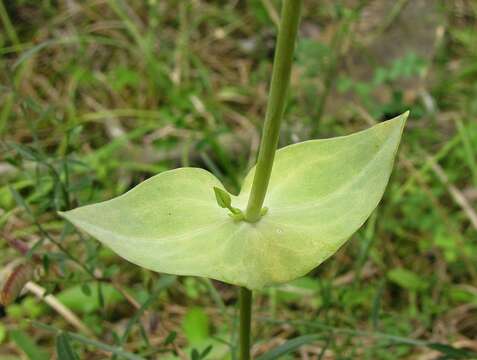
[1,1,477,359]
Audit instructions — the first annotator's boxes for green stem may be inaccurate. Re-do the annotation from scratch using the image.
[238,1,302,359]
[239,287,252,360]
[0,0,19,46]
[245,0,303,222]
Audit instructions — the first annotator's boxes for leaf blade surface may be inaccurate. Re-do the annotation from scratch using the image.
[61,113,407,289]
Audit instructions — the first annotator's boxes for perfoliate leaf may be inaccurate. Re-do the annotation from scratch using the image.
[60,112,408,289]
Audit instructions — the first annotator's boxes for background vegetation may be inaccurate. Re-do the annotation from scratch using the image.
[1,0,476,359]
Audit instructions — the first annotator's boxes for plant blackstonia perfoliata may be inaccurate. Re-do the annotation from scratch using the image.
[59,111,408,290]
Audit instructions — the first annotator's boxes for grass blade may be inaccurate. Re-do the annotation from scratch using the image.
[56,333,80,360]
[256,334,321,360]
[10,330,49,360]
[31,321,146,360]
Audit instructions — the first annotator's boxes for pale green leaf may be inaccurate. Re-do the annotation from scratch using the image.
[60,112,408,289]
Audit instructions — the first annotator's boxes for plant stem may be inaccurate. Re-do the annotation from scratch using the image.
[245,0,303,222]
[0,0,20,46]
[239,1,302,359]
[239,287,252,360]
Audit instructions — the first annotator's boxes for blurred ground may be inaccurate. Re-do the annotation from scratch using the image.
[0,1,476,359]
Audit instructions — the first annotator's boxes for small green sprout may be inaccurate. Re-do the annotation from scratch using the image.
[213,187,267,222]
[213,187,244,221]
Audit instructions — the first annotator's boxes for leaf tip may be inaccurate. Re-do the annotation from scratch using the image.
[57,210,71,222]
[385,110,409,139]
[390,110,409,126]
[400,110,410,128]
[57,210,78,227]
